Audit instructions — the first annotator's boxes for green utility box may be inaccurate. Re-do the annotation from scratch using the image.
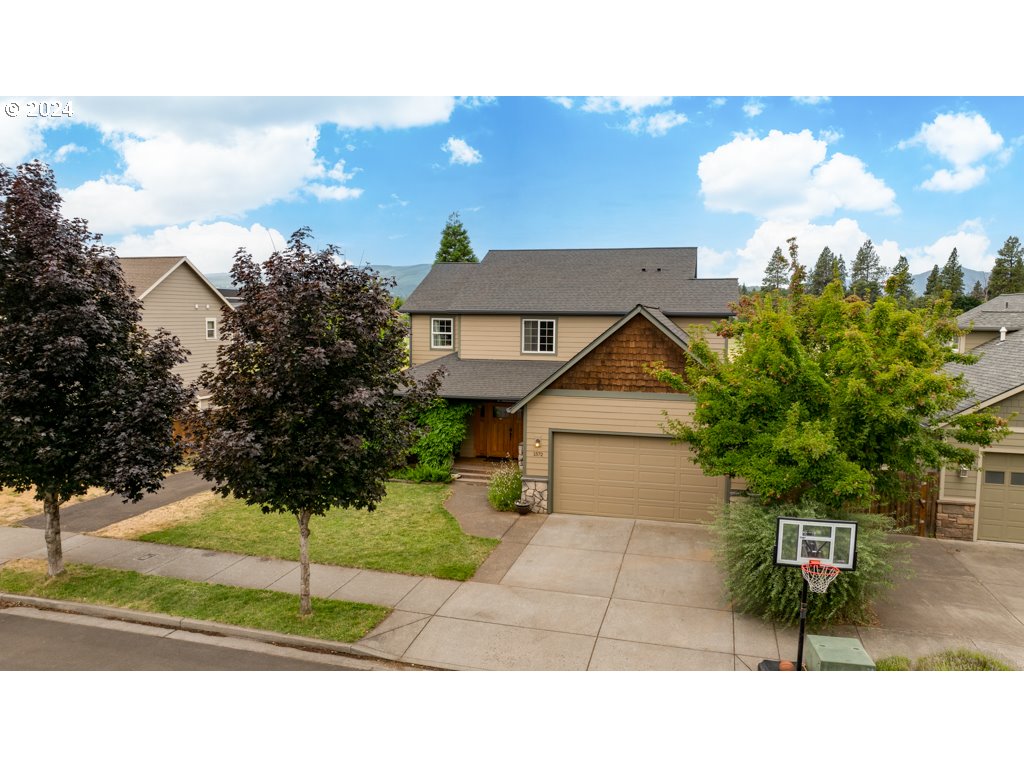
[805,635,876,671]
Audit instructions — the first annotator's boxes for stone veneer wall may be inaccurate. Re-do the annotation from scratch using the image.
[521,478,549,513]
[935,501,975,540]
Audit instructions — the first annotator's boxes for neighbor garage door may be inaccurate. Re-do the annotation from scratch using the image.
[978,452,1024,544]
[551,433,723,522]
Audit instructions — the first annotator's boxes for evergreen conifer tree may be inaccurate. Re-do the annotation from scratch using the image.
[848,239,887,302]
[939,248,965,298]
[762,246,789,292]
[924,265,942,298]
[884,254,915,303]
[434,211,478,263]
[809,246,840,295]
[987,236,1024,297]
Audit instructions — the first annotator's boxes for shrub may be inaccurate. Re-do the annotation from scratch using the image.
[714,498,911,627]
[874,655,912,671]
[412,400,472,470]
[487,461,522,511]
[392,460,453,484]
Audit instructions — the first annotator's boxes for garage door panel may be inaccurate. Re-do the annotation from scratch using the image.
[979,452,1024,544]
[552,433,722,523]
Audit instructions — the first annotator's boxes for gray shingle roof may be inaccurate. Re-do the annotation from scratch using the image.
[407,355,564,401]
[957,293,1024,331]
[946,329,1024,413]
[402,248,737,315]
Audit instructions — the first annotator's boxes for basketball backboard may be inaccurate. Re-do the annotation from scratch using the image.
[774,517,858,571]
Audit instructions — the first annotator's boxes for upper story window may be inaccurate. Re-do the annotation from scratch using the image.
[431,317,454,349]
[206,318,218,340]
[522,318,556,354]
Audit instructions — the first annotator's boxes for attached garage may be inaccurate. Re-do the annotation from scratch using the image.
[551,432,723,523]
[978,453,1024,544]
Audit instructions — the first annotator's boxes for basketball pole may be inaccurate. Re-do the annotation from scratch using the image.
[795,576,810,671]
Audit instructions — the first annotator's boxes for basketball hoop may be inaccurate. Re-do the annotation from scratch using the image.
[801,560,840,594]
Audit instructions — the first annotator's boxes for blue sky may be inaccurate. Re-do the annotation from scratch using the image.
[2,95,1021,286]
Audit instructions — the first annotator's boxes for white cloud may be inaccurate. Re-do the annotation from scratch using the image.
[61,125,322,235]
[547,97,574,109]
[792,97,830,105]
[442,136,482,165]
[709,97,727,108]
[307,159,363,201]
[698,129,897,221]
[69,97,457,141]
[456,96,497,109]
[899,112,1004,192]
[920,166,987,192]
[581,96,671,114]
[818,128,842,144]
[378,193,409,209]
[115,222,287,275]
[52,143,86,162]
[626,110,688,137]
[904,220,992,273]
[742,99,764,117]
[0,115,45,165]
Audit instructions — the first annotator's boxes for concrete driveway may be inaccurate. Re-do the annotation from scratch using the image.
[358,513,1024,671]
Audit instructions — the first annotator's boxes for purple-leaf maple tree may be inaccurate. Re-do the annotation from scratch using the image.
[190,228,439,615]
[0,161,195,575]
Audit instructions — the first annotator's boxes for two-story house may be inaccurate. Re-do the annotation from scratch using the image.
[117,256,234,411]
[938,293,1024,544]
[403,248,738,521]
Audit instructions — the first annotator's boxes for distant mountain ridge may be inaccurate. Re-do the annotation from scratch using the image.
[203,264,433,299]
[911,267,988,296]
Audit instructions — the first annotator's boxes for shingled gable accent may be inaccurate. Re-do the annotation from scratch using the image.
[509,305,700,413]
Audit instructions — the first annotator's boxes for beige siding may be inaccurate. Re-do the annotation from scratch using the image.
[964,331,999,351]
[458,315,618,361]
[986,393,1024,428]
[139,266,229,389]
[943,466,979,500]
[523,393,695,477]
[671,317,727,356]
[409,314,457,366]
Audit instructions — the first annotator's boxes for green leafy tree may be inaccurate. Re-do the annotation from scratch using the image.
[848,239,887,303]
[939,247,965,298]
[987,236,1024,297]
[762,246,789,292]
[884,254,915,303]
[649,285,1009,507]
[190,229,440,615]
[924,265,942,298]
[808,246,845,295]
[434,211,478,263]
[0,161,194,576]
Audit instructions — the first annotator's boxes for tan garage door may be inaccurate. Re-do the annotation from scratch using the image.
[978,453,1024,543]
[551,432,723,522]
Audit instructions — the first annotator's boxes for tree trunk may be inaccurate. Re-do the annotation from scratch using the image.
[296,510,313,616]
[43,491,64,577]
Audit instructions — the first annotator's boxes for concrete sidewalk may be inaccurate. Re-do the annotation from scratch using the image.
[4,491,1024,670]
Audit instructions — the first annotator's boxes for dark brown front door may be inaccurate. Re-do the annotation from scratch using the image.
[472,402,523,459]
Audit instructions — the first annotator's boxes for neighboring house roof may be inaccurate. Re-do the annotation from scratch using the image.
[403,248,737,315]
[117,256,234,310]
[406,354,563,401]
[946,329,1024,414]
[509,304,699,413]
[957,293,1024,331]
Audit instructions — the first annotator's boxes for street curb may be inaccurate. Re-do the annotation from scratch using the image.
[0,592,453,670]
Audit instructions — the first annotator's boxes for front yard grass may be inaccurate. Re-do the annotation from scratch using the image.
[134,482,498,581]
[0,559,389,643]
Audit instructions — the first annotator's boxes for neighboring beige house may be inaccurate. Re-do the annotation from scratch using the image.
[404,248,738,521]
[117,256,233,410]
[939,293,1024,543]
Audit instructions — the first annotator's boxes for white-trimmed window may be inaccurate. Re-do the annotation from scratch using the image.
[522,318,556,354]
[431,317,454,349]
[206,318,218,340]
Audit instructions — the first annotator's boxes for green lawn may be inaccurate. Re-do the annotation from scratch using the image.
[0,560,389,643]
[138,482,498,581]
